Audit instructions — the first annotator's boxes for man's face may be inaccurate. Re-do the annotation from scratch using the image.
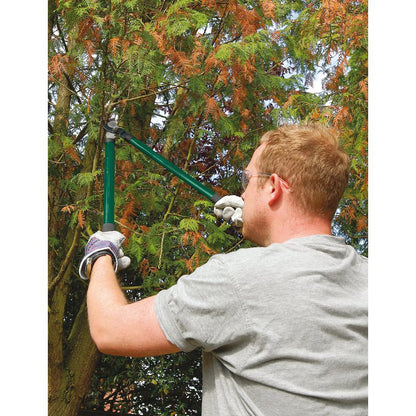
[241,144,270,246]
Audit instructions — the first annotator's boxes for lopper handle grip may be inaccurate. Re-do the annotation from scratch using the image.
[103,121,117,231]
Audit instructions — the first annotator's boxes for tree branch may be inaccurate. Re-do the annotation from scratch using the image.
[56,18,68,54]
[73,123,89,145]
[121,285,144,291]
[108,83,185,110]
[48,226,82,295]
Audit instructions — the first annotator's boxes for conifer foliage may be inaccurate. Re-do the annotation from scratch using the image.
[48,0,367,414]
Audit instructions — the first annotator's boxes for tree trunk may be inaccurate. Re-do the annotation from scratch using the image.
[49,133,102,415]
[49,148,101,414]
[48,7,112,411]
[48,71,103,416]
[49,302,101,416]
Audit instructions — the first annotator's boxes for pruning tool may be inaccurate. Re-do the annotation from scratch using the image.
[102,121,222,230]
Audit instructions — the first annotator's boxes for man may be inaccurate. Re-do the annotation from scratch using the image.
[80,124,368,415]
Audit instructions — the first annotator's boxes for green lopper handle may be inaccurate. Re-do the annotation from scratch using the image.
[102,123,221,203]
[102,121,117,231]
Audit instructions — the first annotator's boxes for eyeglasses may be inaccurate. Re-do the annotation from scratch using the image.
[241,169,291,191]
[241,170,271,190]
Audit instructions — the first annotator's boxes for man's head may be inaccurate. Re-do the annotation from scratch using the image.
[241,124,350,245]
[257,124,350,220]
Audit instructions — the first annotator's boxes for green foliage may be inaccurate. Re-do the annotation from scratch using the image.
[84,350,203,415]
[179,218,200,232]
[72,170,102,187]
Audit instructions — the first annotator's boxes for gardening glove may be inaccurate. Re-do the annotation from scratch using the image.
[214,195,244,228]
[79,231,131,280]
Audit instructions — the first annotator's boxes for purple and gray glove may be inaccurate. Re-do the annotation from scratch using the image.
[79,231,131,280]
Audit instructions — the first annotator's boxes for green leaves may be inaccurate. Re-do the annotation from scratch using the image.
[166,15,192,37]
[72,169,102,187]
[129,232,143,264]
[179,218,199,232]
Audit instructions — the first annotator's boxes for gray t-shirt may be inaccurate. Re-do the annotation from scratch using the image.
[155,235,368,415]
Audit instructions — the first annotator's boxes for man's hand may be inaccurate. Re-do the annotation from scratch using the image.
[214,195,244,228]
[79,230,131,280]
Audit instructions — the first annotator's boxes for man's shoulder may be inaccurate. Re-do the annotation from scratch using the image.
[214,244,275,262]
[210,244,287,274]
[215,235,367,273]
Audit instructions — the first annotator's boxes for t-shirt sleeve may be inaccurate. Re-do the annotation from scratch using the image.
[154,254,248,352]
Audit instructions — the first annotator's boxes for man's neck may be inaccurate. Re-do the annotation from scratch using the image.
[267,214,332,245]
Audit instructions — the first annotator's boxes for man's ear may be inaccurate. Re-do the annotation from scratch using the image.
[268,173,282,206]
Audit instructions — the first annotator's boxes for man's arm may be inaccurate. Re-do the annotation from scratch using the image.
[87,254,180,357]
